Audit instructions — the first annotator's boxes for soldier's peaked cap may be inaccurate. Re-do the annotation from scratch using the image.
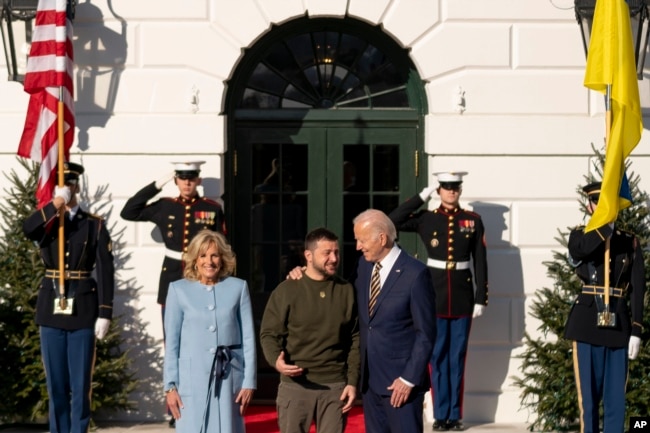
[582,181,601,196]
[63,162,84,183]
[172,161,205,178]
[433,171,468,184]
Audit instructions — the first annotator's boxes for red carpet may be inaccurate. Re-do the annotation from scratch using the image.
[245,405,365,433]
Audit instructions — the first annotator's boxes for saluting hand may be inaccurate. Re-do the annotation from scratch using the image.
[275,351,304,377]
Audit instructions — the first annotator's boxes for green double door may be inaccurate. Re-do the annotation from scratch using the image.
[230,119,422,399]
[233,125,420,288]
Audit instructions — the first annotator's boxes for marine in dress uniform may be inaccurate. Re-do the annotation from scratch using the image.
[22,162,115,433]
[389,172,488,431]
[120,161,226,306]
[565,182,645,433]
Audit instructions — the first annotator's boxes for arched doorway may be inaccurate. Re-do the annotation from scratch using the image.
[224,16,427,400]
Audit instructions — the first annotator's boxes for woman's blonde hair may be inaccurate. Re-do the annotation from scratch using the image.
[182,230,236,281]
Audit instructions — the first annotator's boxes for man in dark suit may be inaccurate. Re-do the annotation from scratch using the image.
[389,171,488,431]
[23,162,115,433]
[565,181,645,433]
[353,209,436,433]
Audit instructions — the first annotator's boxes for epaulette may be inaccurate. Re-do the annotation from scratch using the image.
[463,209,482,218]
[201,197,223,207]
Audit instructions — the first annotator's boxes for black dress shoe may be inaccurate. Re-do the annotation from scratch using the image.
[168,417,175,428]
[432,420,449,431]
[446,420,464,431]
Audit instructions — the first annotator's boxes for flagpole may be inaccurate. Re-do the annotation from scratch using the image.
[57,86,66,310]
[603,84,612,310]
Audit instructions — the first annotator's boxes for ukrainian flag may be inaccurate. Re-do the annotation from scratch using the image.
[583,0,643,232]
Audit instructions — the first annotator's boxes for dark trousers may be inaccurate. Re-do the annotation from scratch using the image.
[362,387,424,433]
[430,316,471,421]
[40,326,95,433]
[573,341,628,433]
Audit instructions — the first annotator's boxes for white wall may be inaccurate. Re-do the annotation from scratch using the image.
[1,0,648,423]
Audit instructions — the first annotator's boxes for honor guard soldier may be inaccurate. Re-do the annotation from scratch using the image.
[120,161,227,309]
[23,162,115,433]
[389,171,488,432]
[565,182,645,433]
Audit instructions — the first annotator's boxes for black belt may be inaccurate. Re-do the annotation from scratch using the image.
[45,269,91,280]
[581,285,624,297]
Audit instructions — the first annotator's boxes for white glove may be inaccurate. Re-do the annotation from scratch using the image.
[155,171,176,189]
[472,304,485,318]
[628,335,641,360]
[95,318,111,340]
[54,185,72,204]
[419,186,436,201]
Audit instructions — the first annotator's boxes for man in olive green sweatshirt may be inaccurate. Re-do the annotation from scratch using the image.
[260,227,360,433]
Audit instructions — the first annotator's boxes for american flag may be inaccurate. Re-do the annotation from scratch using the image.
[16,0,74,209]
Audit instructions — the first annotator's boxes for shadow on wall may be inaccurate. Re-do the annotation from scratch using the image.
[73,0,127,152]
[465,202,525,423]
[79,171,164,421]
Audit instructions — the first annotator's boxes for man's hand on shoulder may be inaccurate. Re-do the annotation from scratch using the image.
[286,266,306,280]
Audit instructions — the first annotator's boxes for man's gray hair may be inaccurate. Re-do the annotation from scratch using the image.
[353,209,397,243]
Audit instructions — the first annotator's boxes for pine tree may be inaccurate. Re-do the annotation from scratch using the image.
[514,149,650,431]
[0,158,138,423]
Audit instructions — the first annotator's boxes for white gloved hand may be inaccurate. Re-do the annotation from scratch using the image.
[628,335,641,360]
[155,171,176,189]
[95,318,111,340]
[54,185,72,204]
[419,186,436,201]
[472,304,485,318]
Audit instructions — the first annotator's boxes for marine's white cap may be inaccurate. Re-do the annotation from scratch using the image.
[433,171,468,184]
[172,161,205,172]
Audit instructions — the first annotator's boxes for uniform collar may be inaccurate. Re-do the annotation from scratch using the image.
[437,204,461,215]
[178,195,199,204]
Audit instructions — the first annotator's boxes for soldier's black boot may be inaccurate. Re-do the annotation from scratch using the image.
[432,420,449,431]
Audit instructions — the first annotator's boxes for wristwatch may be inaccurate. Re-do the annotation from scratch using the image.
[165,385,177,394]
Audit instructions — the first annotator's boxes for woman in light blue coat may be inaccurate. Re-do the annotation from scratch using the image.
[164,230,256,433]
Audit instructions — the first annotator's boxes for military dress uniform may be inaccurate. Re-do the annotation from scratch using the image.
[389,193,488,428]
[565,222,645,433]
[23,183,114,433]
[120,181,226,305]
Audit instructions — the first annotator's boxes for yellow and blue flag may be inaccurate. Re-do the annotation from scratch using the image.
[583,0,643,232]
